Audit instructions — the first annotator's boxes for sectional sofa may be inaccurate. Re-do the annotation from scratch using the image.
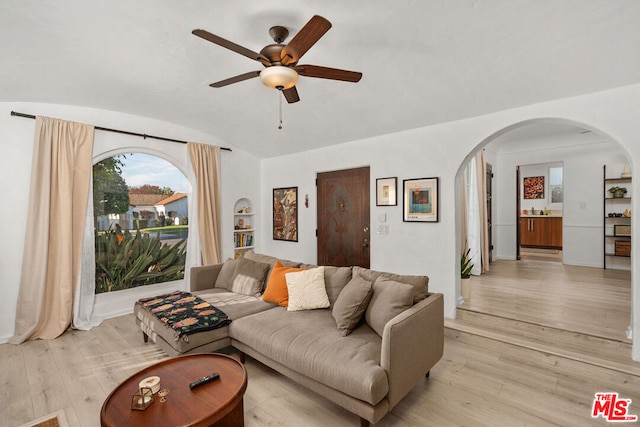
[134,252,444,426]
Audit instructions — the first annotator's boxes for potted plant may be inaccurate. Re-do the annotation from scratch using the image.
[609,186,628,198]
[460,248,474,299]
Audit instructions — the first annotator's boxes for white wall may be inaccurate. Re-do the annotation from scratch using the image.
[0,102,260,342]
[259,84,640,360]
[489,139,629,268]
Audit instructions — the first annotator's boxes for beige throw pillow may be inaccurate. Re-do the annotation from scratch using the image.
[332,275,374,336]
[214,258,237,289]
[230,257,270,296]
[365,277,414,337]
[285,267,330,311]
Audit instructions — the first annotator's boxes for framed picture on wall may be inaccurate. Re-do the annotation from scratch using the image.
[403,177,439,222]
[376,177,397,206]
[523,176,545,199]
[273,187,298,242]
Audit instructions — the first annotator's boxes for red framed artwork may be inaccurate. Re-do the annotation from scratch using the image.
[523,176,545,199]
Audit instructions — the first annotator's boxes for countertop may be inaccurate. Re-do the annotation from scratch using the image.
[521,214,562,218]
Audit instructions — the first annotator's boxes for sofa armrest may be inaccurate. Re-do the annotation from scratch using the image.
[190,264,223,292]
[381,292,444,409]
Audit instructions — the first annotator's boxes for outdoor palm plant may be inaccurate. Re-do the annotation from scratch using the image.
[95,225,187,293]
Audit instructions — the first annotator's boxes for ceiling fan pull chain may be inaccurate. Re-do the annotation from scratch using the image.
[278,90,284,129]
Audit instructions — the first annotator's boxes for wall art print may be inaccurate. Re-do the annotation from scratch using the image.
[376,177,397,206]
[403,177,439,222]
[523,176,545,199]
[273,186,298,242]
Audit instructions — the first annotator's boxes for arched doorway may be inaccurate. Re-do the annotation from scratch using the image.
[454,118,635,355]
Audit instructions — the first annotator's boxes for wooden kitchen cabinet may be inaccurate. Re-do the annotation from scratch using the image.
[520,216,562,249]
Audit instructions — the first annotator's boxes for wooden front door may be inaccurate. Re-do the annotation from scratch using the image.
[317,167,370,268]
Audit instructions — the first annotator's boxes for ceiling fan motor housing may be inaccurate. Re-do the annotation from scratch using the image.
[260,44,294,66]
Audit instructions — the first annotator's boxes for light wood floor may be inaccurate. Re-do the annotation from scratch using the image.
[463,254,632,341]
[2,259,639,427]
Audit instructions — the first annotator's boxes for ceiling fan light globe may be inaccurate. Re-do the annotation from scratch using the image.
[260,66,298,90]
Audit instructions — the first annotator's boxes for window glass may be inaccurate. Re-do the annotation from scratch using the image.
[549,166,563,203]
[93,153,189,293]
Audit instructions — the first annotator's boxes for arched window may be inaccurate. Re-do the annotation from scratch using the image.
[93,153,189,293]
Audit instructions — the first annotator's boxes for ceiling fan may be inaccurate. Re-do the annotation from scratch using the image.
[192,15,362,104]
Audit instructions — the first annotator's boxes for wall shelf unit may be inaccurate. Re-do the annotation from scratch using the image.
[233,198,255,258]
[603,165,632,269]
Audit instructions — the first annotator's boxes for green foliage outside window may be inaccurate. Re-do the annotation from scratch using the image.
[95,225,187,294]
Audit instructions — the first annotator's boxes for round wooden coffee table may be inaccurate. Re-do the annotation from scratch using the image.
[100,353,247,427]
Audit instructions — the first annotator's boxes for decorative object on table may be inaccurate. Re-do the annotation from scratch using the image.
[139,376,161,394]
[273,187,298,241]
[623,209,632,218]
[608,186,628,198]
[523,176,545,199]
[237,218,244,229]
[621,164,632,178]
[403,177,439,222]
[131,387,154,410]
[158,389,169,402]
[460,248,474,299]
[376,177,397,206]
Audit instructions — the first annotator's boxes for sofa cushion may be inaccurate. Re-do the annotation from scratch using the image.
[365,278,414,337]
[243,252,302,288]
[214,258,237,289]
[262,261,305,307]
[353,266,428,303]
[229,307,388,405]
[332,274,374,336]
[285,267,330,311]
[301,264,353,306]
[323,266,353,306]
[230,257,270,296]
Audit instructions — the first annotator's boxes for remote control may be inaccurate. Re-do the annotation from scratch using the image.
[189,372,220,390]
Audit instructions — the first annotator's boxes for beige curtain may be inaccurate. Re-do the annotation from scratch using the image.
[187,142,222,265]
[461,150,490,274]
[10,117,94,343]
[476,151,490,273]
[460,173,468,254]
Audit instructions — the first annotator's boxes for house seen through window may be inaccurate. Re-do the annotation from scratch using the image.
[93,153,189,293]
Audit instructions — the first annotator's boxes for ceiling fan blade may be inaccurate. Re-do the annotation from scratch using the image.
[282,86,300,103]
[209,71,261,88]
[192,29,269,63]
[280,15,332,66]
[295,65,362,82]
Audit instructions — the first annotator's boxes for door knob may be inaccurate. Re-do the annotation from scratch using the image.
[363,238,369,248]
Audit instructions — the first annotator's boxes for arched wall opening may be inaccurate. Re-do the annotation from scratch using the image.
[454,117,636,357]
[90,145,199,323]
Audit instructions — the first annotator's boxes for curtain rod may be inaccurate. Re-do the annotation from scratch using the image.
[10,111,232,152]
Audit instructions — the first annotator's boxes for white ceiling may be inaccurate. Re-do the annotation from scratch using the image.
[2,1,640,158]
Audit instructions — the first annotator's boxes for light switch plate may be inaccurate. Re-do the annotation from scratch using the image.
[377,225,389,235]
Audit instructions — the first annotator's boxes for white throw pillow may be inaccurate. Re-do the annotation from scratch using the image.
[285,266,330,311]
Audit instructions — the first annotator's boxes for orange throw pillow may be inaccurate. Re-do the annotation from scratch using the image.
[262,261,305,307]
